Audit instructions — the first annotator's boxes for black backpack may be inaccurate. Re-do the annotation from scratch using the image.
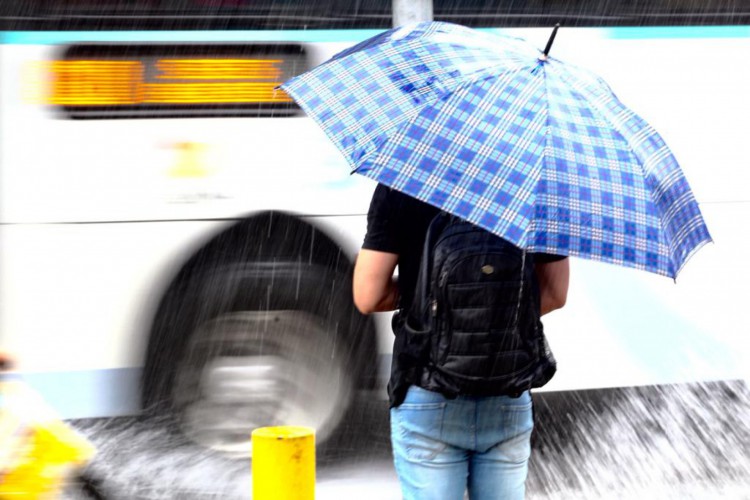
[397,212,556,398]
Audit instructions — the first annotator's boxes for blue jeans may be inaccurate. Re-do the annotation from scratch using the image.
[390,386,533,500]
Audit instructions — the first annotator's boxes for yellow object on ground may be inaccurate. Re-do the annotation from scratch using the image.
[0,381,95,499]
[252,426,315,500]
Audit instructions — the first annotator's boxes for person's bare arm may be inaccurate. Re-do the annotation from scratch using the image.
[353,249,400,314]
[535,258,570,316]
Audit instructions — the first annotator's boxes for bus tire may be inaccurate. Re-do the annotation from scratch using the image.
[145,262,356,457]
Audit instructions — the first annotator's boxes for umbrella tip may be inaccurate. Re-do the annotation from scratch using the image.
[539,23,560,61]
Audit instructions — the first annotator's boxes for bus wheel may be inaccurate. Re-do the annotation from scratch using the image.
[170,309,351,456]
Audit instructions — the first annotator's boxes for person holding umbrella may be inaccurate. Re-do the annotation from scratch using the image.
[281,21,710,500]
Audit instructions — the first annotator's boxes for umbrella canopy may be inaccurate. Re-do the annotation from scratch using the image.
[281,21,711,278]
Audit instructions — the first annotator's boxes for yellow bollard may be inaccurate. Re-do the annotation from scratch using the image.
[251,426,315,500]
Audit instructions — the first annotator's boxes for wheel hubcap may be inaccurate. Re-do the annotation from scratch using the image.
[174,310,349,456]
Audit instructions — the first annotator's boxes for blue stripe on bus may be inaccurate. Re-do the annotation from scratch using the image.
[5,368,141,419]
[1,29,385,45]
[606,25,750,39]
[4,359,391,421]
[2,25,749,45]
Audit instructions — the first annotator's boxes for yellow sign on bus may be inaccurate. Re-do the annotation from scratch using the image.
[47,58,292,106]
[28,43,308,117]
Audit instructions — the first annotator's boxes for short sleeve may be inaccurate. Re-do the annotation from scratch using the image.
[534,252,567,263]
[362,184,402,254]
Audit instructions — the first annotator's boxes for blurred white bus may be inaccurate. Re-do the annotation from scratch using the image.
[1,0,747,456]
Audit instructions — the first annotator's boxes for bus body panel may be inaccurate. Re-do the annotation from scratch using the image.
[1,27,748,419]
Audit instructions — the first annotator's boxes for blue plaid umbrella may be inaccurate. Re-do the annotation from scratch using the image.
[281,21,711,278]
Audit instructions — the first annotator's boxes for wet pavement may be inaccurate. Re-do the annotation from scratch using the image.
[64,380,750,499]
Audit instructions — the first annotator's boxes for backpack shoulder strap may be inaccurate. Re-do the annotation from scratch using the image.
[407,211,451,326]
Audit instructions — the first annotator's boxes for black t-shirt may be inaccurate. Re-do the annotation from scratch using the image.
[362,184,565,406]
[362,184,441,310]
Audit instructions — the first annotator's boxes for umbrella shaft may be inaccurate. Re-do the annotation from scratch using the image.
[392,0,433,27]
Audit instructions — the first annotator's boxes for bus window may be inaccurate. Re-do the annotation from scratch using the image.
[3,0,750,29]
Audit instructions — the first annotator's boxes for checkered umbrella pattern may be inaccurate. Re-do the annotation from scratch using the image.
[281,22,711,278]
